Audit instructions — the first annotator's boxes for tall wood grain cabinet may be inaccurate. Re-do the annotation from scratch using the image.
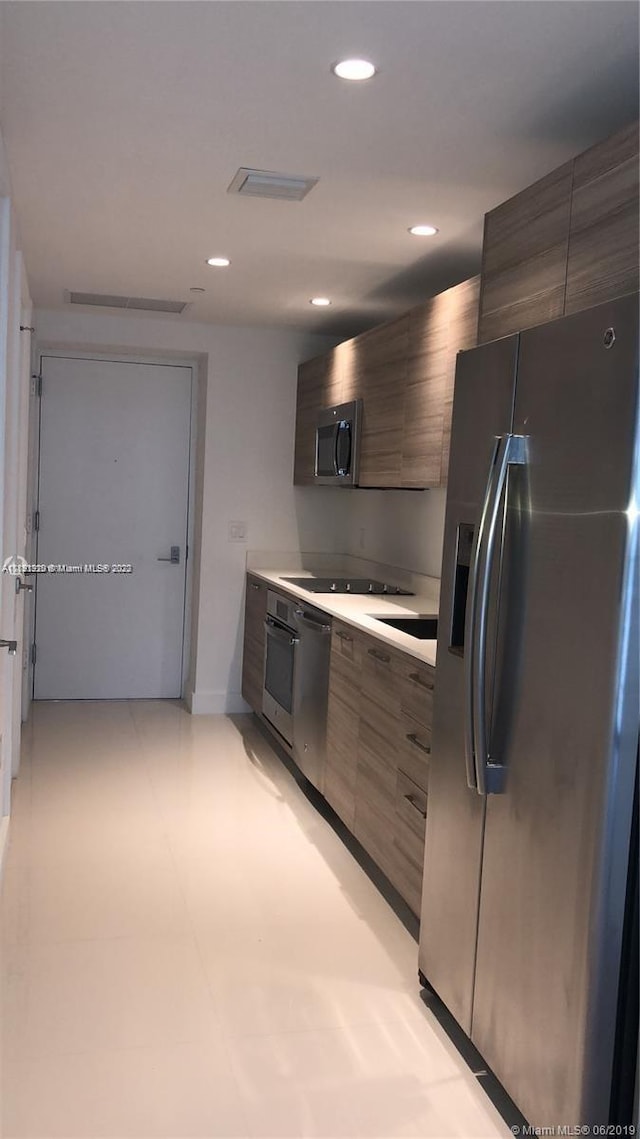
[241,575,267,712]
[478,121,639,342]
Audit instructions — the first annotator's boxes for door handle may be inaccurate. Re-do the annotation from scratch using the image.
[15,578,33,594]
[465,433,526,796]
[294,609,331,633]
[157,546,180,564]
[0,639,17,655]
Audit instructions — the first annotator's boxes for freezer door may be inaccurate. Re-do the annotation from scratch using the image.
[471,294,639,1127]
[419,334,518,1032]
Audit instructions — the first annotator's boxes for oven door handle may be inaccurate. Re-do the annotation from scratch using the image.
[294,609,331,633]
[264,617,299,646]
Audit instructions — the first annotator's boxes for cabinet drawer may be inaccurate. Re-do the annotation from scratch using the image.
[326,686,360,830]
[397,656,435,727]
[397,713,431,792]
[356,744,396,821]
[361,637,402,711]
[354,796,396,883]
[331,623,362,666]
[390,830,425,917]
[396,769,427,840]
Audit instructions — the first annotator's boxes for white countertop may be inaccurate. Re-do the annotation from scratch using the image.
[248,567,439,668]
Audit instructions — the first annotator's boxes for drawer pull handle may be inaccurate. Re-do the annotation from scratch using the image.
[368,648,391,663]
[406,732,431,755]
[404,792,427,820]
[409,671,434,691]
[336,630,353,642]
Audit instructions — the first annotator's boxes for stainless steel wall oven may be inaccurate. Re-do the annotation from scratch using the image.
[262,590,332,791]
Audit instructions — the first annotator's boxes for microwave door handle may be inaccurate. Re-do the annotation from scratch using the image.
[333,422,340,476]
[335,420,352,476]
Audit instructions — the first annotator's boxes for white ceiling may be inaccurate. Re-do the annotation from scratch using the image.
[1,1,638,336]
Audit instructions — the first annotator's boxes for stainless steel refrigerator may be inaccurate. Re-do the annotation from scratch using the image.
[419,293,639,1128]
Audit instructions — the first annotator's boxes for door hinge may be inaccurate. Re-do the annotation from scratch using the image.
[31,374,42,397]
[31,642,37,666]
[34,509,40,532]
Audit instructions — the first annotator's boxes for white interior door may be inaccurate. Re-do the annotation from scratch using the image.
[0,198,14,821]
[34,357,192,699]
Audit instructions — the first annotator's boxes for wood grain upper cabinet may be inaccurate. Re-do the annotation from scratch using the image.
[293,350,342,485]
[565,122,639,314]
[478,122,639,344]
[478,162,573,344]
[401,294,449,488]
[441,276,480,484]
[349,314,410,488]
[402,277,480,487]
[241,574,267,712]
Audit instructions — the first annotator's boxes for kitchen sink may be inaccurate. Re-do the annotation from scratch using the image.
[375,615,438,640]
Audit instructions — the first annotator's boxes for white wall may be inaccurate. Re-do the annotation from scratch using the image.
[33,307,350,712]
[343,488,447,579]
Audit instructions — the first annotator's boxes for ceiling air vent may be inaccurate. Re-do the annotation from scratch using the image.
[227,167,318,201]
[67,292,188,314]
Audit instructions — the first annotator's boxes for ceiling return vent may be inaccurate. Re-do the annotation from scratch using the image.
[67,292,188,314]
[227,167,318,201]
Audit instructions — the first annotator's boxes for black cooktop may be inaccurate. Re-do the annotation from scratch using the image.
[282,576,414,597]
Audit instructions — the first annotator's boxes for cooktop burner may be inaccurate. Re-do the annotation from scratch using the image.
[281,576,414,597]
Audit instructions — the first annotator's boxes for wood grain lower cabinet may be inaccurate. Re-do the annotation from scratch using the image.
[325,623,363,830]
[354,638,402,878]
[386,659,435,911]
[325,624,436,916]
[241,575,267,711]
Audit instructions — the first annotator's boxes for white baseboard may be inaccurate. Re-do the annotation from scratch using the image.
[187,689,252,715]
[0,815,10,883]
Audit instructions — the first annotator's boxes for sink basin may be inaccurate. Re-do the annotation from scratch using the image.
[375,615,438,640]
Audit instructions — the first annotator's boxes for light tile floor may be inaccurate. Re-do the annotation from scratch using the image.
[1,701,513,1139]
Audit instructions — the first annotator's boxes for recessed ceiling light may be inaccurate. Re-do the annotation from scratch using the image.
[332,58,377,81]
[310,297,331,307]
[206,257,230,267]
[409,225,439,237]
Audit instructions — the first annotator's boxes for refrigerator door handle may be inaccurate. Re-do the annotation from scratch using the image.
[465,432,527,795]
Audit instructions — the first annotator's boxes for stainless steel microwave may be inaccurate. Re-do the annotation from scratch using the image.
[314,400,362,486]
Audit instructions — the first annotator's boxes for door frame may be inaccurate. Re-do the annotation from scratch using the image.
[29,349,200,701]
